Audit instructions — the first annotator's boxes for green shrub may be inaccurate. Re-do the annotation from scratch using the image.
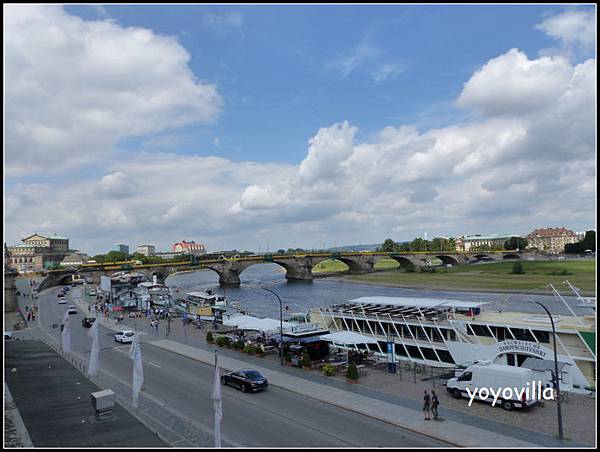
[215,336,231,347]
[346,362,359,380]
[322,363,336,376]
[404,262,416,273]
[511,262,525,274]
[284,352,292,363]
[244,344,257,354]
[300,351,312,369]
[232,339,245,350]
[206,331,214,343]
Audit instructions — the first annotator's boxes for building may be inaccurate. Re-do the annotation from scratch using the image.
[136,245,156,256]
[60,252,90,267]
[171,240,206,255]
[455,234,521,252]
[526,227,578,254]
[114,243,130,254]
[7,233,72,272]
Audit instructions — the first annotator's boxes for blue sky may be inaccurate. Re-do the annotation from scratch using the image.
[64,4,582,163]
[5,5,596,254]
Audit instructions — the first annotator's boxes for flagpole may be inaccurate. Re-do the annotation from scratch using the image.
[214,350,222,448]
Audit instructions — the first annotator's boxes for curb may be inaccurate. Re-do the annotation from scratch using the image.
[151,341,464,447]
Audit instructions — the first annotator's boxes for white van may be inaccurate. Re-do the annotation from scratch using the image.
[446,361,540,411]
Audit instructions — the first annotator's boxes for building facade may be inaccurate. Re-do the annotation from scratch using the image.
[136,245,156,256]
[455,234,520,252]
[526,227,578,254]
[60,252,90,267]
[7,233,72,272]
[114,243,130,254]
[171,240,206,255]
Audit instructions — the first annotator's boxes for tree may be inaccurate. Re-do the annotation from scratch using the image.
[381,239,398,252]
[511,262,525,274]
[346,362,359,381]
[409,238,428,252]
[565,230,596,254]
[104,250,129,262]
[504,237,528,251]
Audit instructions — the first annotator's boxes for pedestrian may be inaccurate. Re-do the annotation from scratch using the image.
[27,311,31,322]
[431,390,440,420]
[423,390,431,420]
[150,320,155,330]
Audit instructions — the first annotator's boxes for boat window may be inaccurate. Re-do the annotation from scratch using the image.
[469,324,493,337]
[510,328,536,342]
[531,330,550,343]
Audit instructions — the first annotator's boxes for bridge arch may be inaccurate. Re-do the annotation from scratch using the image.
[388,256,418,268]
[435,255,460,266]
[502,253,521,260]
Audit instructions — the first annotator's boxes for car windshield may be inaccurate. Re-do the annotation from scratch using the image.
[243,371,263,380]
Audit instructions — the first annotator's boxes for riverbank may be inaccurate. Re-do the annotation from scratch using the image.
[320,260,596,297]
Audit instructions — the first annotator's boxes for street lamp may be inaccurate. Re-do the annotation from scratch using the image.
[263,287,284,366]
[527,300,564,440]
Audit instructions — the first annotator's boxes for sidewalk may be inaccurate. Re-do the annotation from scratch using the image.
[151,339,538,447]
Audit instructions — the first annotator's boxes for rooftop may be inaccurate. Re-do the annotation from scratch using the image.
[347,296,488,310]
[4,340,167,447]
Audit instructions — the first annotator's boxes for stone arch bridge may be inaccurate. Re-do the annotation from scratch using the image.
[35,250,539,291]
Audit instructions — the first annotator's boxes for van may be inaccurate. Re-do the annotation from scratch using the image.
[446,361,540,411]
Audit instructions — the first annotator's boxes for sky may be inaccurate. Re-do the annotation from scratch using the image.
[4,4,597,255]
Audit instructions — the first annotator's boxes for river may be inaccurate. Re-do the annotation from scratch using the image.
[165,264,594,319]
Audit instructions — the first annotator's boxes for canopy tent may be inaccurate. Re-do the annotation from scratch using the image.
[223,315,292,332]
[319,331,377,345]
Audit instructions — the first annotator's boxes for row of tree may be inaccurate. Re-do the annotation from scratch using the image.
[379,236,528,253]
[565,230,596,254]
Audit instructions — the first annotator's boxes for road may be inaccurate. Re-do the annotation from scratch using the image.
[14,279,449,447]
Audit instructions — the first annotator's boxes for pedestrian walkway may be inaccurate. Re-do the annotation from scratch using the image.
[151,339,538,447]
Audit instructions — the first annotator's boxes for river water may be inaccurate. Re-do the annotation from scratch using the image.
[165,264,594,319]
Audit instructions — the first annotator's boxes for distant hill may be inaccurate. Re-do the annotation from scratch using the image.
[326,244,382,252]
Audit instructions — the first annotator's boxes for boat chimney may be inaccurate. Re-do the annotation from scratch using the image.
[153,274,158,285]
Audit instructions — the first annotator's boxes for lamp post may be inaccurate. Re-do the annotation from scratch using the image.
[528,300,564,440]
[263,287,284,366]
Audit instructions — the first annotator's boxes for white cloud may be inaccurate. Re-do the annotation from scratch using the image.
[371,63,404,83]
[457,49,573,116]
[327,40,382,78]
[536,9,596,57]
[201,11,244,35]
[5,5,223,175]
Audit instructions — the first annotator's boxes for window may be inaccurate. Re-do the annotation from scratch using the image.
[458,371,472,382]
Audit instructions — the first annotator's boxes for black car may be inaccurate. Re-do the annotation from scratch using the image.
[221,369,268,393]
[82,317,96,328]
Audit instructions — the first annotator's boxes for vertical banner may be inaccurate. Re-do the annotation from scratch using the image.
[387,341,397,374]
[130,335,144,408]
[87,320,99,377]
[213,351,223,448]
[61,311,71,353]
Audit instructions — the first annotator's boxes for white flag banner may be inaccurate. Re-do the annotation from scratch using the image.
[130,335,144,408]
[61,311,71,353]
[87,319,99,377]
[213,351,223,448]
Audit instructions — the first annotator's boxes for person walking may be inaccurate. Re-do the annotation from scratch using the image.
[431,390,440,420]
[423,390,432,420]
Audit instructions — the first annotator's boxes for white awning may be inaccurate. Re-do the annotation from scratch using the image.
[319,331,377,345]
[223,315,292,332]
[348,296,487,310]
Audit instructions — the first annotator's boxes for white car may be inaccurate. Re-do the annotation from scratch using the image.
[58,299,67,304]
[114,331,135,344]
[67,306,78,315]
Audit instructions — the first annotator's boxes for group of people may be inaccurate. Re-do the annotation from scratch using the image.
[25,304,38,322]
[422,390,440,420]
[348,349,369,365]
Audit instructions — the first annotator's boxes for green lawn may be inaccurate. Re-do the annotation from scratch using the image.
[341,259,597,295]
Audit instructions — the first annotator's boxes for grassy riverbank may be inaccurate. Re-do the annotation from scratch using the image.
[324,260,596,296]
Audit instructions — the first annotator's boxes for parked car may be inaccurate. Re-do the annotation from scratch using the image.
[82,317,96,328]
[63,286,70,291]
[58,299,67,305]
[221,369,268,393]
[114,331,135,344]
[57,292,65,298]
[89,290,97,296]
[67,306,78,315]
[5,331,13,340]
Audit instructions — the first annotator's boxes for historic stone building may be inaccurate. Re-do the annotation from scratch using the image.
[526,227,578,254]
[7,233,72,272]
[171,240,206,255]
[455,234,521,252]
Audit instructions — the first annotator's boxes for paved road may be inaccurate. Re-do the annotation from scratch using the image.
[15,279,449,447]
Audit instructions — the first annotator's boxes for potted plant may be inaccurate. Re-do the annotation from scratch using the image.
[300,351,312,370]
[244,344,256,355]
[233,339,245,351]
[346,362,359,383]
[322,363,336,376]
[206,331,214,343]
